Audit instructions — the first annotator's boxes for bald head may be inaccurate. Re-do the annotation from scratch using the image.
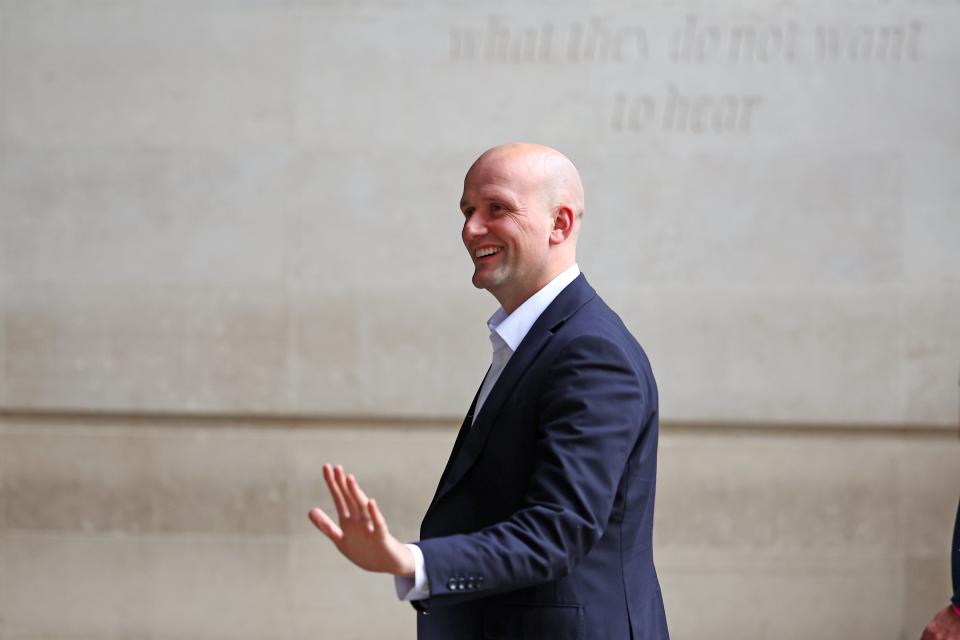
[467,143,585,221]
[460,143,584,313]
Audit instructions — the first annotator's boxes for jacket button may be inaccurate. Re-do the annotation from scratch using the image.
[446,578,457,590]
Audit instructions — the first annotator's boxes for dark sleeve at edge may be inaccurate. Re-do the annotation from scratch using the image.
[952,498,959,607]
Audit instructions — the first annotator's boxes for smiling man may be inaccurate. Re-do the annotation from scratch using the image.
[310,143,669,640]
[460,144,584,314]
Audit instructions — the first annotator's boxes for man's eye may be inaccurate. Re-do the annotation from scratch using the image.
[490,204,502,213]
[462,208,474,218]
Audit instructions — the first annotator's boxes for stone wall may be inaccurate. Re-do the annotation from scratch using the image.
[2,416,957,639]
[1,0,958,638]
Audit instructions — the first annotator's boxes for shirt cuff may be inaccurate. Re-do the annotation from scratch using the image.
[394,543,430,601]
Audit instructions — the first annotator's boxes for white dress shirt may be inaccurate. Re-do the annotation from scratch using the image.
[395,264,581,601]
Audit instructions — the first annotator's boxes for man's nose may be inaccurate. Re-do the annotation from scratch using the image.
[463,213,487,239]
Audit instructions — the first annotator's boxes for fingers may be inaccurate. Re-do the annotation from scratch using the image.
[347,474,374,532]
[367,498,388,536]
[308,508,344,542]
[323,464,350,519]
[347,474,369,503]
[321,465,381,533]
[335,466,361,520]
[347,474,370,510]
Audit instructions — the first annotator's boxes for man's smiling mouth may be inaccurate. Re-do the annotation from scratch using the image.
[475,246,503,258]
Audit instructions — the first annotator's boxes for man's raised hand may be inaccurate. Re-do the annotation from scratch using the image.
[308,464,415,577]
[922,606,960,640]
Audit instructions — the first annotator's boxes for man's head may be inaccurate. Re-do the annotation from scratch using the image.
[459,143,585,314]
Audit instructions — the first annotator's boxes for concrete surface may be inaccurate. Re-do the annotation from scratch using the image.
[1,0,958,638]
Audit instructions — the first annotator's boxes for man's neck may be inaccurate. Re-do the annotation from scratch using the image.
[495,262,579,316]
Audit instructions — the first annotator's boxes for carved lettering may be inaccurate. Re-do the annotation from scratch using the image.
[447,13,925,137]
[450,17,649,64]
[814,22,921,62]
[670,15,801,63]
[612,88,762,134]
[450,15,924,65]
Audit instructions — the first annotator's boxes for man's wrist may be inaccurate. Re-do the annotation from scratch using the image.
[394,543,429,601]
[393,540,415,577]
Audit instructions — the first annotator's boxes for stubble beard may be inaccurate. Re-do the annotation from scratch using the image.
[472,264,505,292]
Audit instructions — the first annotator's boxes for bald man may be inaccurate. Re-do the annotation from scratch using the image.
[310,144,669,639]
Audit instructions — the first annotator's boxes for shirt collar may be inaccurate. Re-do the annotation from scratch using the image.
[486,264,581,352]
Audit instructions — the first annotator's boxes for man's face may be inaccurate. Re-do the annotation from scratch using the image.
[459,152,555,311]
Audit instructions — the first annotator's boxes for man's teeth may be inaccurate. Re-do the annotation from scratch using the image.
[476,247,502,258]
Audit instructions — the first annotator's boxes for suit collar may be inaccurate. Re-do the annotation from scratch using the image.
[428,274,597,508]
[488,264,581,352]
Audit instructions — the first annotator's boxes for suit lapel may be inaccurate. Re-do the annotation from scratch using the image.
[429,275,597,508]
[424,383,481,519]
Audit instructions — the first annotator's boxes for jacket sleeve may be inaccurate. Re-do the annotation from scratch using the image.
[416,334,655,607]
[952,498,959,608]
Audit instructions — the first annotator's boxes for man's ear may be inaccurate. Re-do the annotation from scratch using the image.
[549,205,575,245]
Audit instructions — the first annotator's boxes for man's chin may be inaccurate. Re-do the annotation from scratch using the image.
[472,272,502,293]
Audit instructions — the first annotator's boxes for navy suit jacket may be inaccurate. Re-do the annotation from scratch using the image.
[415,275,669,640]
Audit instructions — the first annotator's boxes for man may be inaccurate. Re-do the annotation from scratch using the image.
[921,499,960,640]
[309,143,669,639]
